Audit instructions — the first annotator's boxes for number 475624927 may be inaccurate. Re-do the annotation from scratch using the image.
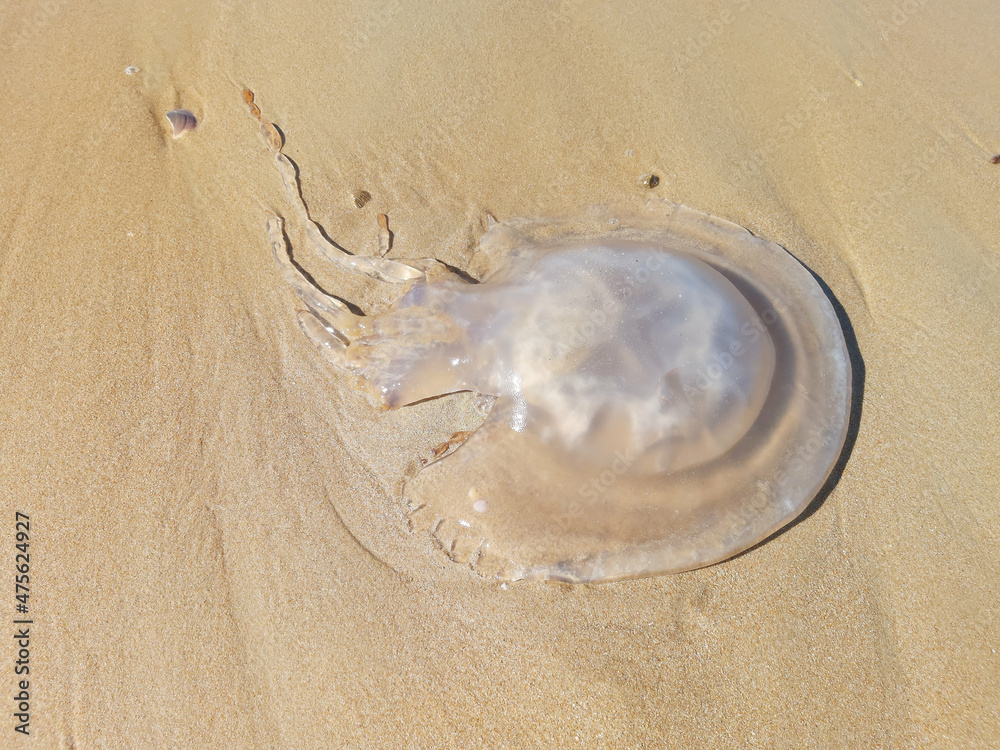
[15,512,30,609]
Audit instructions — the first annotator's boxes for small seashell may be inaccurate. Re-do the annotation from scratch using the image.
[992,154,1000,165]
[641,174,660,189]
[354,190,372,209]
[377,214,392,256]
[243,88,262,120]
[166,109,197,138]
[125,65,139,75]
[261,121,283,152]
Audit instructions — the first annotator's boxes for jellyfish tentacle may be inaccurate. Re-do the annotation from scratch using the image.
[295,310,357,373]
[275,154,426,284]
[394,257,464,284]
[267,217,362,338]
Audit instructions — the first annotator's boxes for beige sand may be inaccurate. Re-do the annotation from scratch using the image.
[2,1,998,747]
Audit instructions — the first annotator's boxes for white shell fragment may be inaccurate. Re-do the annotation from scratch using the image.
[266,142,852,584]
[165,109,197,138]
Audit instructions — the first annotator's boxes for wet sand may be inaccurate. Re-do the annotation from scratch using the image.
[1,1,998,747]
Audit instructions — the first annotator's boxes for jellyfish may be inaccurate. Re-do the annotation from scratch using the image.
[266,152,852,583]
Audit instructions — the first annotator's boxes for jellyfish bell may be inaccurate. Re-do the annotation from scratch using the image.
[400,210,851,582]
